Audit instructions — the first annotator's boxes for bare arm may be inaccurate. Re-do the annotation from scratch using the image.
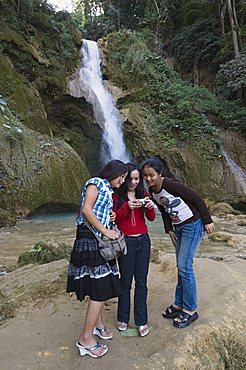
[144,197,156,222]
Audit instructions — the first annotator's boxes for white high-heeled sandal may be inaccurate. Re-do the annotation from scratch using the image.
[93,327,113,339]
[75,341,108,358]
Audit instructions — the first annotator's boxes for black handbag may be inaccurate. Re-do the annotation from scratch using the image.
[83,219,127,261]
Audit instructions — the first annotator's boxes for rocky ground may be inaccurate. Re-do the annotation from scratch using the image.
[0,210,246,369]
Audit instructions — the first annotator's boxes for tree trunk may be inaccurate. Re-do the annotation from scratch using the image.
[153,0,160,36]
[231,0,242,50]
[193,56,200,87]
[227,0,240,56]
[220,0,227,35]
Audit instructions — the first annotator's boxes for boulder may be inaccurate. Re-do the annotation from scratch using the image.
[209,202,240,216]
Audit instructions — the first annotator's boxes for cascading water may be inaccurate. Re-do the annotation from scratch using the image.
[69,39,131,164]
[223,150,246,194]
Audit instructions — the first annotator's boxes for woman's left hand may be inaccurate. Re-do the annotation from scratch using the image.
[110,211,116,222]
[104,229,119,240]
[168,231,177,247]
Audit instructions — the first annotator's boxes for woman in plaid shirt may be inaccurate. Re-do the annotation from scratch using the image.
[67,160,127,358]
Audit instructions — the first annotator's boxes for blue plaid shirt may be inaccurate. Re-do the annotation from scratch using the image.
[77,177,114,236]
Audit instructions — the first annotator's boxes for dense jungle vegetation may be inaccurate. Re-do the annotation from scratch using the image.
[0,0,245,138]
[74,0,246,133]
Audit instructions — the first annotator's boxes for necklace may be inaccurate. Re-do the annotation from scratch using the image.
[128,190,136,201]
[128,190,137,226]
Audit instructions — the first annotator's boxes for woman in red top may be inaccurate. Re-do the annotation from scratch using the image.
[112,162,156,337]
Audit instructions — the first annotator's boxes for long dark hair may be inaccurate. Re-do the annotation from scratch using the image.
[141,157,174,178]
[99,159,127,181]
[116,162,145,208]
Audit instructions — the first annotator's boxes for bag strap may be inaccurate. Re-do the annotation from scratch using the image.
[83,217,102,244]
[83,217,118,246]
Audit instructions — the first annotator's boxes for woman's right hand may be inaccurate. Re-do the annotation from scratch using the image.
[104,229,119,240]
[128,200,142,209]
[205,222,215,234]
[168,231,177,247]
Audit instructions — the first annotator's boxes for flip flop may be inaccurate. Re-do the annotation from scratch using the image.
[75,341,108,358]
[119,324,152,337]
[173,312,199,328]
[137,324,149,337]
[117,321,128,331]
[162,304,182,319]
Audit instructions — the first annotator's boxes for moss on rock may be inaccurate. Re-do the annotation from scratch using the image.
[0,105,90,224]
[0,29,50,66]
[18,240,72,266]
[0,54,51,134]
[0,207,16,227]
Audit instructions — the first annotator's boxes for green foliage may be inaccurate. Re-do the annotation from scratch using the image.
[217,99,246,133]
[104,32,222,157]
[104,32,149,86]
[106,0,145,30]
[73,0,120,39]
[215,50,246,100]
[73,0,245,116]
[172,17,222,71]
[0,0,54,25]
[181,0,215,26]
[139,0,169,36]
[0,1,81,103]
[18,241,72,266]
[214,49,246,133]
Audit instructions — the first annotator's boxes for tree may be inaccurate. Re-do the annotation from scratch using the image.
[220,0,242,57]
[216,49,246,101]
[141,0,169,36]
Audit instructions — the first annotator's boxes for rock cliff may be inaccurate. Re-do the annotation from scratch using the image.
[0,104,90,226]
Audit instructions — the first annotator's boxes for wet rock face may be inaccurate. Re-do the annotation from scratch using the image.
[0,54,51,135]
[45,94,103,176]
[0,107,90,225]
[221,129,246,173]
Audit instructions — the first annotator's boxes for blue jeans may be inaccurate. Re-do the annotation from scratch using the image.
[174,219,205,311]
[117,233,151,326]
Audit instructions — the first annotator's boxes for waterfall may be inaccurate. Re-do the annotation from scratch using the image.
[69,39,131,164]
[223,150,246,194]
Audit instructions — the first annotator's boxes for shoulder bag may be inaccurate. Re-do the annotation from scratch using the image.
[83,218,127,261]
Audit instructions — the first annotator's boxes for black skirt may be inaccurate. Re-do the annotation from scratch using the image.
[66,225,122,302]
